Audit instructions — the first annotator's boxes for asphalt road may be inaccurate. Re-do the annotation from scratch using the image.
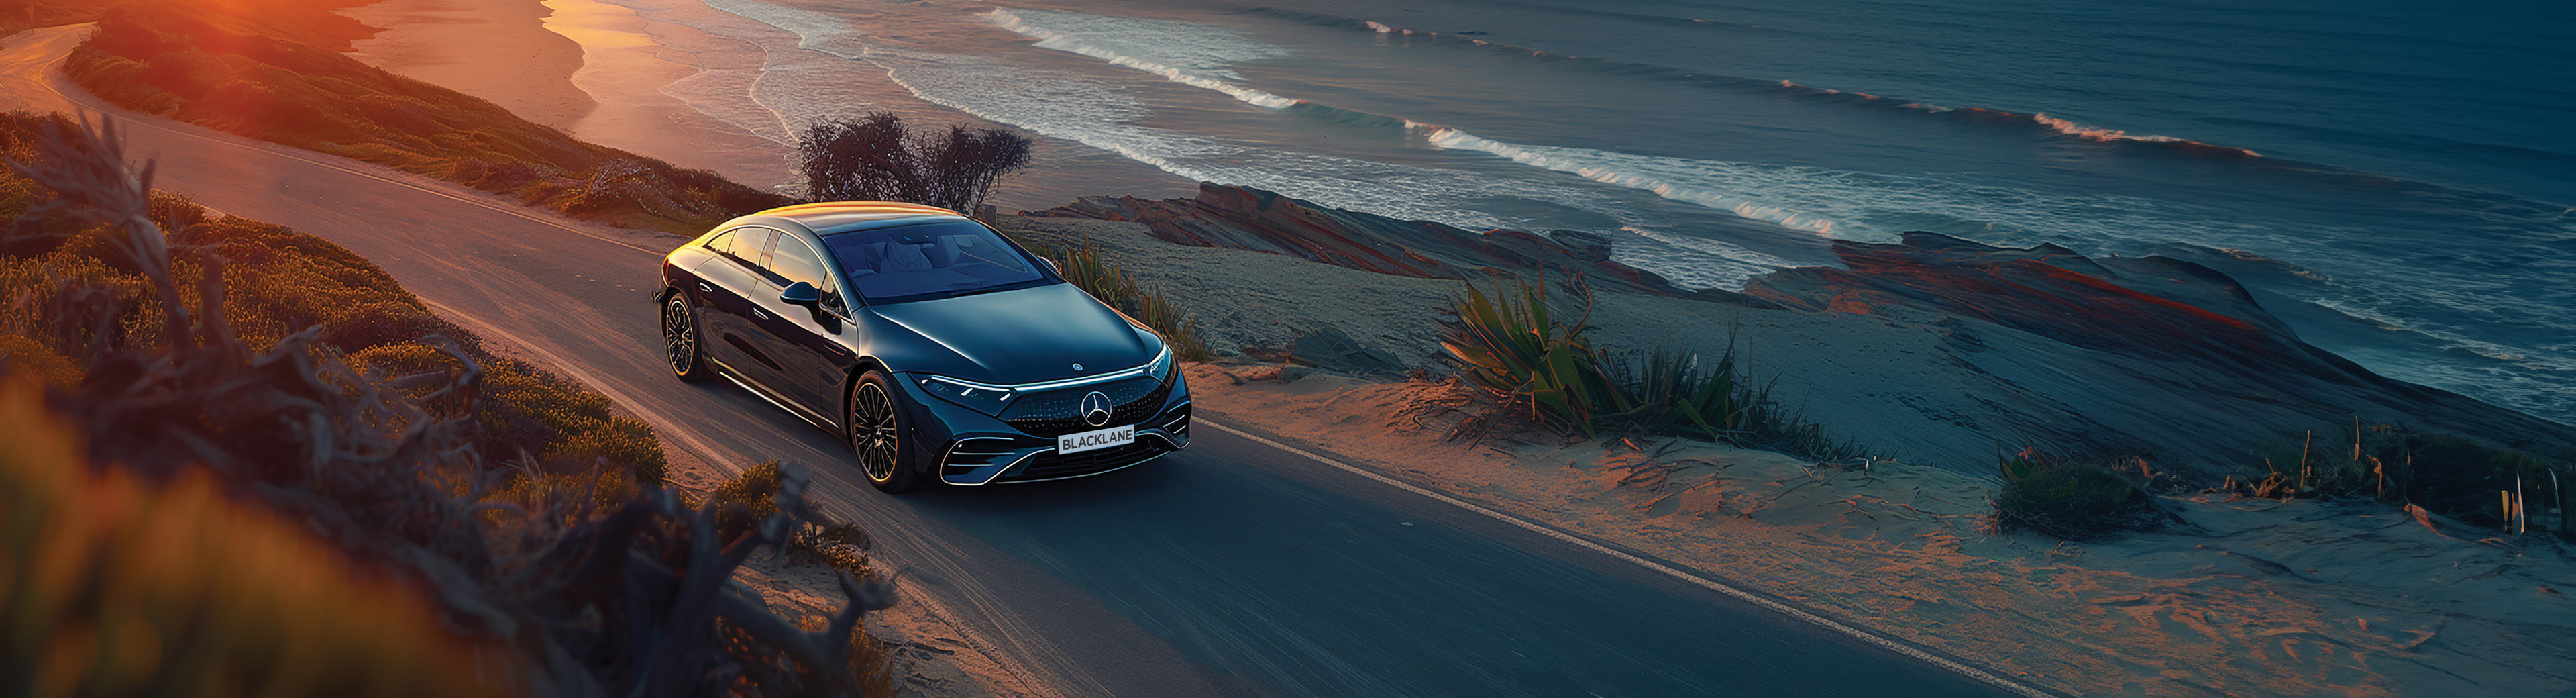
[5,27,2045,698]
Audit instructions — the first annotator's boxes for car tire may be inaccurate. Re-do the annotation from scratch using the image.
[662,291,714,383]
[850,370,925,493]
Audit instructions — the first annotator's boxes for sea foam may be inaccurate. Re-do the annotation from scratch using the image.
[982,8,1298,109]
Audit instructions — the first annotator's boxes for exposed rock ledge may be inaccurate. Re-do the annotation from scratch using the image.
[1026,183,1768,303]
[1742,232,2576,470]
[1012,186,2574,476]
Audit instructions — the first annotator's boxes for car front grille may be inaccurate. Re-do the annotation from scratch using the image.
[1002,375,1169,436]
[998,439,1171,483]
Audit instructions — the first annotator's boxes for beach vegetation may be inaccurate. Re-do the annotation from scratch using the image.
[1990,448,2171,540]
[701,460,880,582]
[1438,274,1869,461]
[3,113,893,697]
[2245,419,2573,537]
[54,0,792,234]
[797,111,1033,215]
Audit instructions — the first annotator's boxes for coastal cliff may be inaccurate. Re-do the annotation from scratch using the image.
[1027,183,1754,301]
[1014,186,2575,477]
[1741,232,2576,470]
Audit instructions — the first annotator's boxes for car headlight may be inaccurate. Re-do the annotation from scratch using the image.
[1148,342,1175,383]
[918,375,1015,415]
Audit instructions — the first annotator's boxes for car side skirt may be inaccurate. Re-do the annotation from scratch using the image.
[709,356,843,434]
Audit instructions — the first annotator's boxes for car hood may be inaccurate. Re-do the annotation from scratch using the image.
[865,283,1157,385]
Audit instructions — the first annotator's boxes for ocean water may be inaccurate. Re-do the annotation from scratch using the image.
[604,0,2576,425]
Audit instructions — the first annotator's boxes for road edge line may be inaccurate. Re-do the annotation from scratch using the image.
[1199,417,2061,698]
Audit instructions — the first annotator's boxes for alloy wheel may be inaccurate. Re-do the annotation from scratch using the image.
[853,382,900,481]
[662,297,696,376]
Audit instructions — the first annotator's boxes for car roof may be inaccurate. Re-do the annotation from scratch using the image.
[725,201,972,237]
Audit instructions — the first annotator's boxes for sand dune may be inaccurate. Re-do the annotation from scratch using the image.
[1185,366,2576,697]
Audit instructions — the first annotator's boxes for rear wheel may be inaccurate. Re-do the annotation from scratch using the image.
[662,292,712,383]
[851,370,924,493]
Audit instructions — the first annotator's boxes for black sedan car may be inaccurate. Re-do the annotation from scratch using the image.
[655,201,1189,492]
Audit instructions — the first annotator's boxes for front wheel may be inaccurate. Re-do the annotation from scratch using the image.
[663,292,712,383]
[850,370,924,493]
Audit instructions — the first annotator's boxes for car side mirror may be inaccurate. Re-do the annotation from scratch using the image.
[780,281,820,307]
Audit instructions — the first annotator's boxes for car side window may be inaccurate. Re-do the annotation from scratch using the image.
[724,226,776,269]
[769,236,844,311]
[702,230,733,254]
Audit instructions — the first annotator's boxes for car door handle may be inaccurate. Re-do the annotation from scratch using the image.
[698,282,714,293]
[751,307,769,320]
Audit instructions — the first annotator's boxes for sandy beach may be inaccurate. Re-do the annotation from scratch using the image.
[339,0,594,128]
[341,0,794,188]
[1179,363,2576,697]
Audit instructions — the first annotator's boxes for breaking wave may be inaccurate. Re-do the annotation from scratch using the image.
[1255,7,2267,160]
[982,8,1298,109]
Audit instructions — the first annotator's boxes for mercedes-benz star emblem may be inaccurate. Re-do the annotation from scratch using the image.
[1079,391,1112,427]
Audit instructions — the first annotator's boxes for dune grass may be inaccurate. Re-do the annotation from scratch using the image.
[1990,448,2171,540]
[2243,419,2573,537]
[1439,274,1870,461]
[48,0,790,234]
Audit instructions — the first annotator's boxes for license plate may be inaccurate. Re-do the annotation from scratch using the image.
[1057,424,1135,454]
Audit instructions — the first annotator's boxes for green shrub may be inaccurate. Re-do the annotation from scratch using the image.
[0,333,83,390]
[1992,448,2169,540]
[701,461,875,580]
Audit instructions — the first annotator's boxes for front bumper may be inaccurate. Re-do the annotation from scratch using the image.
[893,372,1191,486]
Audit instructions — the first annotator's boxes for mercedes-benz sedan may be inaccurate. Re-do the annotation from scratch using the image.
[655,201,1190,492]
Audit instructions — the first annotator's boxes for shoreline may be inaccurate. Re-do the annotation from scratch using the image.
[341,0,794,188]
[339,0,596,129]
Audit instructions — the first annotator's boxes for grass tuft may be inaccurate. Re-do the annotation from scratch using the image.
[2243,419,2574,537]
[1991,448,2171,540]
[1438,274,1872,461]
[702,461,879,581]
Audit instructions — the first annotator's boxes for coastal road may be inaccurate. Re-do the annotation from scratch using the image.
[3,27,2045,698]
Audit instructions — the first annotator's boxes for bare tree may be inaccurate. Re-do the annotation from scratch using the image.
[798,111,1032,213]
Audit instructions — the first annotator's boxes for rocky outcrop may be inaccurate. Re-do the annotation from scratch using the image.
[1739,233,2576,471]
[1025,183,1758,301]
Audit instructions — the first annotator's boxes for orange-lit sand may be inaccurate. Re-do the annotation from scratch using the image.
[1186,365,2576,697]
[340,0,788,187]
[339,0,595,128]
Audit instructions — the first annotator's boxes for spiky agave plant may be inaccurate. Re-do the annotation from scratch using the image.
[1438,274,1621,437]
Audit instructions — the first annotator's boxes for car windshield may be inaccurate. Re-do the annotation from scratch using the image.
[820,219,1053,303]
